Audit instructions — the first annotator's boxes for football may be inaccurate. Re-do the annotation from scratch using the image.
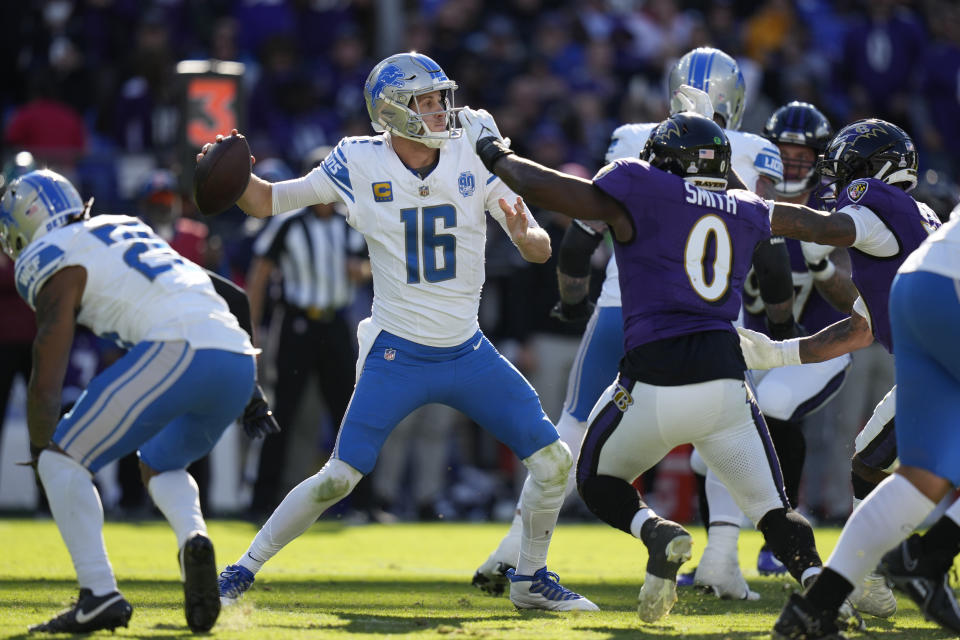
[193,133,252,216]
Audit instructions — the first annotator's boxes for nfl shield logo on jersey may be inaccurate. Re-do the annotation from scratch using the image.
[384,348,397,361]
[847,180,868,202]
[458,171,475,197]
[419,185,430,198]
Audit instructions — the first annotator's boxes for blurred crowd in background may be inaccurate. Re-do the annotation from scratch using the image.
[2,0,959,524]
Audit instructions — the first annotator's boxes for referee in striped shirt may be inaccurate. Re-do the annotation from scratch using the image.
[246,154,370,517]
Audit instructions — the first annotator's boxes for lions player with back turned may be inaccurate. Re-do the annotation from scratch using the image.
[459,106,840,624]
[209,52,596,612]
[0,170,258,634]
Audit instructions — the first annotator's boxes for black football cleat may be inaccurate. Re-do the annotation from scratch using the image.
[773,592,848,640]
[880,533,960,634]
[180,533,221,632]
[471,561,514,596]
[29,588,132,633]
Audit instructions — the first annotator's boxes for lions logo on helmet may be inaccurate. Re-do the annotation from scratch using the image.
[363,52,461,149]
[0,169,88,259]
[368,64,406,102]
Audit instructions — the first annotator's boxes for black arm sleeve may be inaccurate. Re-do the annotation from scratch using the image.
[751,237,793,306]
[557,220,604,278]
[206,270,253,337]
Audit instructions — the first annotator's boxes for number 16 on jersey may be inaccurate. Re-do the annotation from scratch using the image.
[401,205,457,284]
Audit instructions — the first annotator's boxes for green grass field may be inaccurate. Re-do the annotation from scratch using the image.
[0,519,953,639]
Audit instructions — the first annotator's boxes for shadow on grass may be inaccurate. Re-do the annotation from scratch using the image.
[3,577,954,639]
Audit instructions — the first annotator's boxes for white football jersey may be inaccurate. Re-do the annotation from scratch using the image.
[900,212,960,279]
[596,122,782,307]
[297,133,531,347]
[14,215,254,353]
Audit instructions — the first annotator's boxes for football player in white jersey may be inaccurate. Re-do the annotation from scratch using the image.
[209,52,596,612]
[472,47,791,602]
[0,170,258,634]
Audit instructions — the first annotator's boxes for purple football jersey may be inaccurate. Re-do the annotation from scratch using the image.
[593,158,772,352]
[838,178,940,351]
[743,190,846,335]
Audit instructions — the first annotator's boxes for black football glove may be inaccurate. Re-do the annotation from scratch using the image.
[549,299,595,324]
[242,383,281,439]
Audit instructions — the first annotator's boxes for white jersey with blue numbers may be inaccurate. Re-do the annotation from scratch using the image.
[597,122,782,307]
[296,133,532,347]
[14,215,254,353]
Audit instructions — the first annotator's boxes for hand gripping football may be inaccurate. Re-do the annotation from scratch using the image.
[193,133,252,216]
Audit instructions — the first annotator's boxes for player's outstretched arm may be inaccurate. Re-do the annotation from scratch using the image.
[27,266,84,454]
[771,202,857,246]
[460,107,632,242]
[801,244,859,314]
[738,311,873,370]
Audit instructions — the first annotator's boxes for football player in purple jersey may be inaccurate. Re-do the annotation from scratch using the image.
[459,107,843,624]
[739,120,940,516]
[769,219,960,639]
[730,119,956,637]
[712,102,902,616]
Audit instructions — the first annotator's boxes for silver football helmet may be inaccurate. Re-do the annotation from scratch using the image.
[668,48,745,131]
[364,52,461,148]
[0,169,87,259]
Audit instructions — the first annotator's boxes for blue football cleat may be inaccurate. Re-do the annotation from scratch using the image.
[677,567,696,587]
[218,564,255,604]
[757,546,788,576]
[507,567,599,611]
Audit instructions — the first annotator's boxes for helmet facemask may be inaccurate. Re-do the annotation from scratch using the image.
[777,144,819,198]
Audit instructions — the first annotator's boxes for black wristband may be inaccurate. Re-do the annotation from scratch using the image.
[807,258,830,273]
[476,137,514,173]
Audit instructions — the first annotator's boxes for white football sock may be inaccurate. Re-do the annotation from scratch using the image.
[702,468,743,557]
[490,505,522,567]
[704,523,740,558]
[705,468,745,527]
[828,474,934,586]
[239,458,362,574]
[629,507,656,539]
[516,441,570,576]
[38,450,118,596]
[147,469,206,550]
[491,412,588,569]
[554,411,587,499]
